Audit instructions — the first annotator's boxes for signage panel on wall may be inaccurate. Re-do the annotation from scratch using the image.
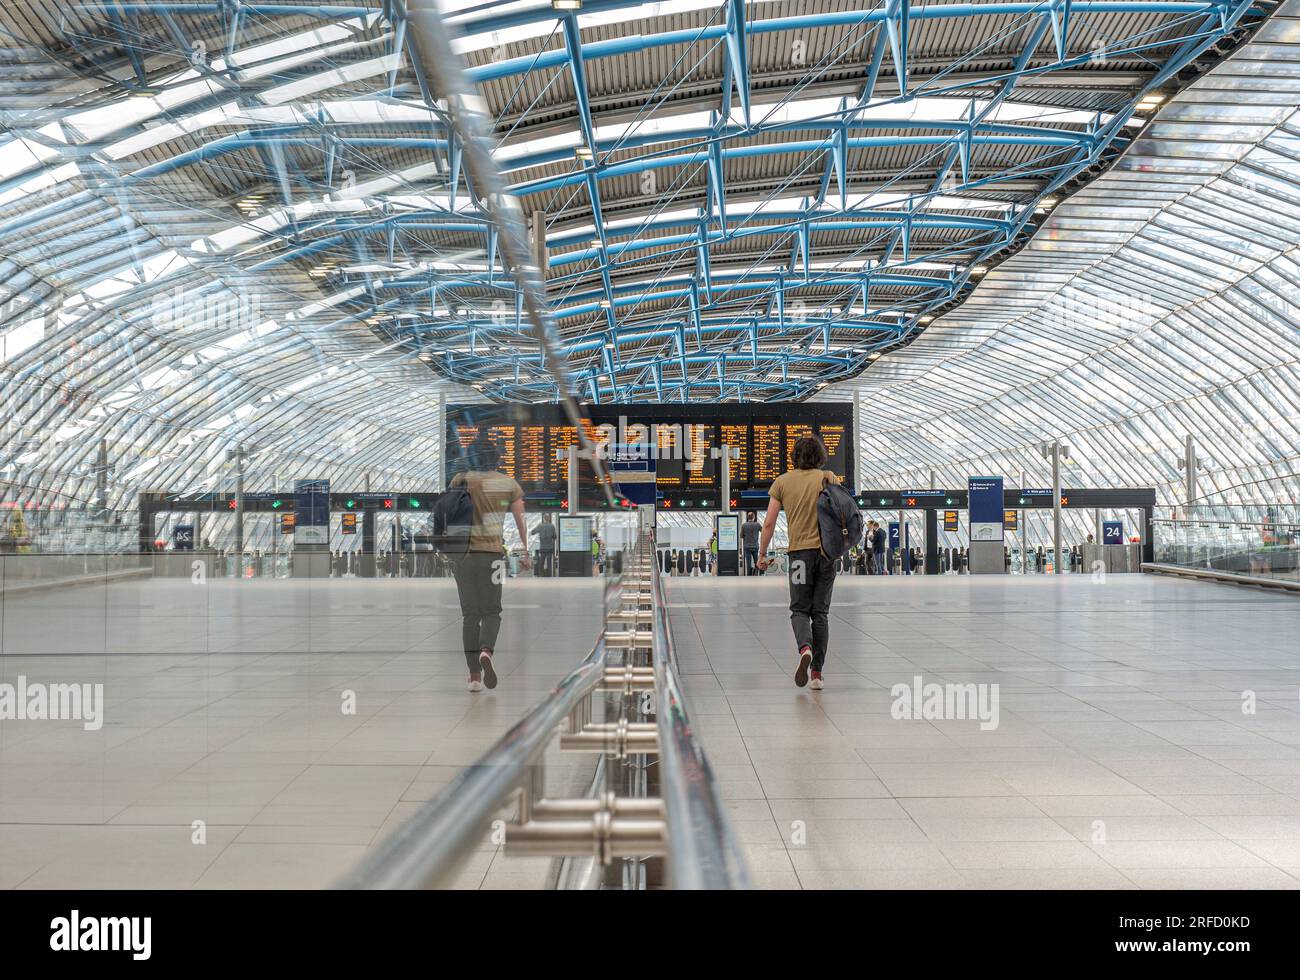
[717,514,739,551]
[558,516,589,552]
[293,478,329,545]
[968,477,1005,541]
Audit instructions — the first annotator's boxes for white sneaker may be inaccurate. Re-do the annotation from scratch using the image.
[809,676,824,691]
[467,677,483,693]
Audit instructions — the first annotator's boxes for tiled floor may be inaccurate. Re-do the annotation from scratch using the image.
[664,571,1300,889]
[0,576,606,889]
[6,571,1300,890]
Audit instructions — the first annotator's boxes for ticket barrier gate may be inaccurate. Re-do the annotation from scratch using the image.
[1081,543,1142,573]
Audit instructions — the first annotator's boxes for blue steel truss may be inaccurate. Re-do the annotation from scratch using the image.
[13,0,1271,405]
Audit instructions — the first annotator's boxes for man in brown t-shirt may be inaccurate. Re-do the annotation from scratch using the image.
[449,436,529,692]
[757,435,838,691]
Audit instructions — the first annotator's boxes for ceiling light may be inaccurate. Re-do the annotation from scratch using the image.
[1040,197,1058,208]
[971,266,988,276]
[598,299,612,309]
[868,352,881,359]
[552,0,582,9]
[574,145,594,162]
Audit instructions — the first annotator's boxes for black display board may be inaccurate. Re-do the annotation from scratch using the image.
[445,403,855,495]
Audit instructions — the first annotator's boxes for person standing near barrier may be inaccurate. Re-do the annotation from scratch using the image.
[870,520,888,575]
[536,513,557,577]
[449,435,529,693]
[756,435,838,691]
[741,510,762,575]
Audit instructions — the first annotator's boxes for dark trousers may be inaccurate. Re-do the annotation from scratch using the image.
[453,551,503,673]
[743,548,759,575]
[786,548,836,671]
[872,550,888,575]
[538,549,555,577]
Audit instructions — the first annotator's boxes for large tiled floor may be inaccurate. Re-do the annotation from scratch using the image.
[664,572,1300,889]
[5,571,1299,890]
[0,576,606,889]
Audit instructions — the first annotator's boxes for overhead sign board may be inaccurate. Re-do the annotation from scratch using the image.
[968,477,1005,541]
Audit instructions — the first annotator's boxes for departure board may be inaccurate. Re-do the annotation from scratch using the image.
[655,425,684,490]
[453,424,480,452]
[784,422,813,467]
[719,423,749,485]
[488,425,517,481]
[446,404,853,495]
[818,422,848,479]
[686,423,716,488]
[518,424,547,489]
[547,425,577,486]
[752,423,783,484]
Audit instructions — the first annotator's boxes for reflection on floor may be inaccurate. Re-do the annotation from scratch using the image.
[666,572,1300,889]
[0,577,604,889]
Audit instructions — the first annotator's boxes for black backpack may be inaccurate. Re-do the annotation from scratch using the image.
[430,486,474,556]
[817,479,864,560]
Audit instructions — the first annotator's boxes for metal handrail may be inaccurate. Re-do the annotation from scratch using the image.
[335,639,607,890]
[337,520,750,889]
[1142,562,1300,593]
[650,561,752,890]
[1152,518,1300,530]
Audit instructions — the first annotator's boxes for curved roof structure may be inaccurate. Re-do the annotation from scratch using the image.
[0,0,1290,511]
[820,0,1300,508]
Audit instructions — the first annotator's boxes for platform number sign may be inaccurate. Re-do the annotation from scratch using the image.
[1102,520,1124,544]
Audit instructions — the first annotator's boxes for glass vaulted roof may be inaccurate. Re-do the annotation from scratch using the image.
[817,1,1300,510]
[0,0,1290,513]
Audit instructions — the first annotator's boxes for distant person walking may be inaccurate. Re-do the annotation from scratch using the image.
[449,435,530,693]
[741,510,762,575]
[756,435,838,691]
[536,513,557,577]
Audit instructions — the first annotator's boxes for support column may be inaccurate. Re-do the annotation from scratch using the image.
[568,450,579,513]
[924,507,938,575]
[1051,441,1062,575]
[234,443,246,576]
[437,392,446,489]
[853,389,864,492]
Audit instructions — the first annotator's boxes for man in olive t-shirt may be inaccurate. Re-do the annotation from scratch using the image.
[449,437,529,693]
[756,436,838,691]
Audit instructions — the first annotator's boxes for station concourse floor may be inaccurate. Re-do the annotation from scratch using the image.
[1,571,1299,890]
[664,571,1300,888]
[0,576,605,890]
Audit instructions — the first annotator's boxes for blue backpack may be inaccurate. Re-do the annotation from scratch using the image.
[818,480,864,560]
[431,486,474,556]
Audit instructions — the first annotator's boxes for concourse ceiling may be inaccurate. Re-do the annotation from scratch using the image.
[0,0,1284,506]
